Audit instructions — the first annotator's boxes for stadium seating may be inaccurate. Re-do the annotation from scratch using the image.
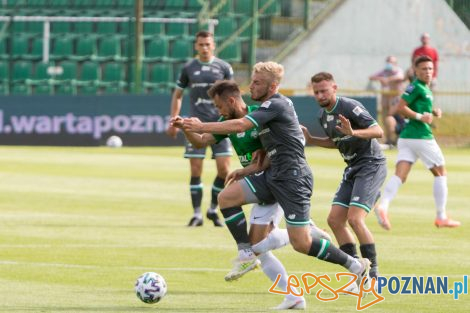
[0,0,285,94]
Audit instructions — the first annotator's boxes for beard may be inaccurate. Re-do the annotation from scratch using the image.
[251,90,269,102]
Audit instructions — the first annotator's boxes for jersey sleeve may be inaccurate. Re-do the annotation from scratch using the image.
[401,83,419,104]
[245,99,282,128]
[224,63,234,80]
[345,101,378,129]
[176,64,189,89]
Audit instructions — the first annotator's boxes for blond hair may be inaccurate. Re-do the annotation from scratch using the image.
[252,61,284,84]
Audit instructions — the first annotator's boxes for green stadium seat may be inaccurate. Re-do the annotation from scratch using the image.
[26,21,44,34]
[102,84,126,94]
[71,36,97,61]
[51,37,74,61]
[95,0,115,7]
[143,62,173,90]
[128,65,148,90]
[26,61,54,86]
[0,38,9,60]
[12,36,30,60]
[73,0,95,9]
[122,38,145,61]
[144,22,165,38]
[50,0,70,7]
[212,0,233,15]
[34,83,53,95]
[54,60,78,84]
[96,22,118,35]
[186,0,203,11]
[11,83,30,95]
[75,60,100,87]
[78,84,99,95]
[12,22,28,33]
[144,37,169,62]
[51,21,73,34]
[26,0,48,6]
[12,61,33,83]
[98,62,126,88]
[0,61,9,84]
[215,16,237,38]
[169,38,193,61]
[116,0,134,7]
[55,82,76,95]
[166,22,188,38]
[217,40,241,63]
[23,37,44,61]
[0,82,8,95]
[164,0,186,11]
[119,21,135,35]
[235,0,252,14]
[93,37,123,62]
[74,22,94,34]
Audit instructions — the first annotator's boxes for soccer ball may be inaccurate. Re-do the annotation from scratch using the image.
[135,272,167,304]
[106,135,123,148]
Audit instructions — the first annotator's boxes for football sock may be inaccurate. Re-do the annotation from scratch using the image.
[340,243,359,259]
[221,206,251,250]
[360,244,378,278]
[190,176,203,217]
[252,228,290,254]
[209,176,225,212]
[308,238,351,267]
[433,176,448,220]
[379,175,402,212]
[258,252,301,300]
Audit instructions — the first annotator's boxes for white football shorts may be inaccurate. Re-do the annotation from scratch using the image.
[249,202,283,225]
[396,138,445,169]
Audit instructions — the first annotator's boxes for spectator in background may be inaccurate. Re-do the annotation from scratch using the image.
[369,56,405,146]
[411,33,439,89]
[166,31,234,227]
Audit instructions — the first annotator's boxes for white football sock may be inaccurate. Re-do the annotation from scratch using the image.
[433,176,448,220]
[379,175,402,212]
[251,227,290,255]
[258,252,301,301]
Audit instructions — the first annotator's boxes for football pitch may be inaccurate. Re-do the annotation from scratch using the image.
[0,146,468,312]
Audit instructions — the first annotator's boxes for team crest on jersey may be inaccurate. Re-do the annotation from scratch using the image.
[327,115,334,122]
[353,106,363,116]
[201,66,210,71]
[194,71,201,75]
[261,101,271,108]
[236,132,245,138]
[250,130,258,138]
[405,84,415,94]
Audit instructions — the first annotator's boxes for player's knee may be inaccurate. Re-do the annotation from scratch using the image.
[347,215,364,230]
[327,215,342,230]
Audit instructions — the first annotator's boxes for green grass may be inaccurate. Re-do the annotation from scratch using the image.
[0,146,469,312]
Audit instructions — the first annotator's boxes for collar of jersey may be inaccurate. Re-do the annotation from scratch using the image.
[197,56,215,65]
[325,97,340,114]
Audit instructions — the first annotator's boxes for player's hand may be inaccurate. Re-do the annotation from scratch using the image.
[166,125,179,138]
[421,112,434,124]
[335,114,354,136]
[225,169,245,186]
[432,108,442,118]
[300,124,310,139]
[182,117,203,132]
[170,116,184,129]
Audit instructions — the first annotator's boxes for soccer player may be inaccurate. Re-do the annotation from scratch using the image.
[181,62,371,309]
[375,55,460,230]
[166,31,233,227]
[302,72,387,288]
[173,80,331,309]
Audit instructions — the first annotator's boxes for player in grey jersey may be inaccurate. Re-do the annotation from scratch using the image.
[182,62,371,309]
[166,31,233,227]
[302,72,387,289]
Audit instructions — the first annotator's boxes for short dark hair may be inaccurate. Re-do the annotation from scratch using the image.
[311,72,335,84]
[207,80,240,99]
[196,30,214,40]
[414,55,433,67]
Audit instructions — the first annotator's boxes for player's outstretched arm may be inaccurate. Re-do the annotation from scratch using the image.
[300,125,336,148]
[166,89,184,138]
[170,116,216,148]
[183,117,254,134]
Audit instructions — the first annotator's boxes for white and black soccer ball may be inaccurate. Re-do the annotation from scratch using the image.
[135,272,167,304]
[106,135,123,148]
